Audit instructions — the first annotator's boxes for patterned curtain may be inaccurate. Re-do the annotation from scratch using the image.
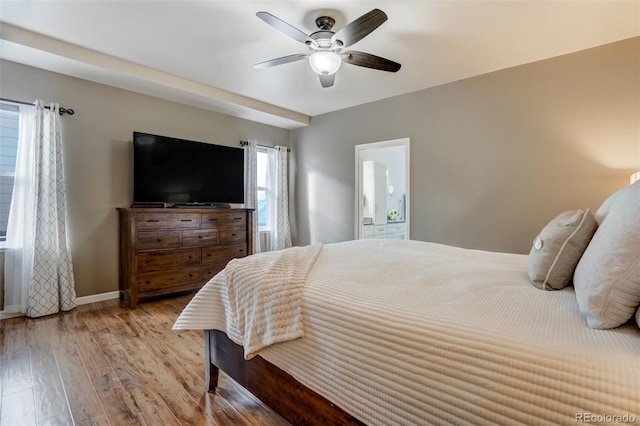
[4,100,76,317]
[243,140,260,254]
[273,146,292,250]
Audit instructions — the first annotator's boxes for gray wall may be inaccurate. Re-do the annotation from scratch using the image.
[291,37,640,254]
[0,60,289,297]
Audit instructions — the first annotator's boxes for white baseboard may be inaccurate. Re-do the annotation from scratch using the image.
[76,290,120,305]
[0,310,23,320]
[1,291,120,320]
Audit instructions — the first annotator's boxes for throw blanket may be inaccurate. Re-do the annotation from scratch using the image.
[225,243,323,359]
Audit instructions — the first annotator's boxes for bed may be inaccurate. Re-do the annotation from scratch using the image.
[173,181,640,425]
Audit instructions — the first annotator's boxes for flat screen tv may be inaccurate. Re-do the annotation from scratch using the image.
[133,132,245,206]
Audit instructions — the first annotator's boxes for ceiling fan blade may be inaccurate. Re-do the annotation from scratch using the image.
[343,51,401,72]
[253,53,309,69]
[331,9,388,48]
[319,73,335,88]
[256,11,315,45]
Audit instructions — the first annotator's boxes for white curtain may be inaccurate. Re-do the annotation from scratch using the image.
[271,146,292,250]
[243,140,260,254]
[4,100,76,317]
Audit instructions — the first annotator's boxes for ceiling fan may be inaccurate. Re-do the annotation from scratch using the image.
[253,9,401,88]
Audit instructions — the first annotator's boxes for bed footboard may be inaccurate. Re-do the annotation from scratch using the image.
[204,329,364,425]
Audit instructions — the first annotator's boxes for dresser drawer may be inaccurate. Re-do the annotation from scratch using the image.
[362,225,375,237]
[135,213,200,230]
[201,212,247,228]
[374,225,388,235]
[135,230,180,250]
[202,244,248,264]
[182,229,219,247]
[136,248,200,273]
[137,267,201,292]
[201,263,227,282]
[388,223,406,234]
[219,228,246,245]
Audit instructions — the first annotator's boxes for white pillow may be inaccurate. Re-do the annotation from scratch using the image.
[527,209,598,290]
[573,181,640,329]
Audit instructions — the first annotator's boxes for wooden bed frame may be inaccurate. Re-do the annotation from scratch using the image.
[204,330,364,425]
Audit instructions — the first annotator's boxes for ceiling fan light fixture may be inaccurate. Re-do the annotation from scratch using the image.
[255,9,399,88]
[308,51,342,75]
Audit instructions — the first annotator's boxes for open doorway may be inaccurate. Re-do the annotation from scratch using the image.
[354,138,410,240]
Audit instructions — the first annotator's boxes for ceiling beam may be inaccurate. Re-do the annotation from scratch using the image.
[0,22,310,129]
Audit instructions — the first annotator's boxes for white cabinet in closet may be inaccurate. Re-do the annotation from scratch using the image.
[362,223,407,240]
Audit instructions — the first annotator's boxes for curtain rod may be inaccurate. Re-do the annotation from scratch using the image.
[240,140,290,152]
[0,97,75,116]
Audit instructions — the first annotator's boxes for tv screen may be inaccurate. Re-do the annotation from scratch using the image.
[133,132,245,205]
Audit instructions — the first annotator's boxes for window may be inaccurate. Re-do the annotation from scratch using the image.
[256,148,271,230]
[251,144,290,252]
[0,103,19,242]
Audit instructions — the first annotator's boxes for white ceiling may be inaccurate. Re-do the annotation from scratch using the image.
[1,1,638,129]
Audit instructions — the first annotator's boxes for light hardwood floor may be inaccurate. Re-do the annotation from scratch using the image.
[0,294,289,426]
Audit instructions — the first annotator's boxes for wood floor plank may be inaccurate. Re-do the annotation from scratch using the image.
[1,388,36,426]
[129,308,204,380]
[108,315,213,424]
[93,372,144,426]
[0,320,6,357]
[214,378,290,426]
[66,312,113,378]
[130,384,181,426]
[125,302,270,425]
[70,314,144,425]
[51,335,107,425]
[28,341,73,423]
[92,371,146,425]
[1,318,28,354]
[35,410,74,426]
[0,294,290,426]
[24,314,58,348]
[89,322,149,393]
[91,412,116,426]
[1,347,32,398]
[128,302,268,425]
[197,391,251,426]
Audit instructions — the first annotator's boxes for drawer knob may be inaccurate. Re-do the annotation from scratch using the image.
[146,280,151,284]
[145,259,151,264]
[198,235,203,239]
[233,217,242,221]
[156,238,162,242]
[189,255,193,259]
[209,218,218,221]
[231,233,237,237]
[207,253,212,257]
[189,273,194,277]
[180,219,192,222]
[239,249,244,252]
[146,219,160,223]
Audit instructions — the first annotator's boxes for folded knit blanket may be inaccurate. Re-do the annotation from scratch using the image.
[225,243,323,359]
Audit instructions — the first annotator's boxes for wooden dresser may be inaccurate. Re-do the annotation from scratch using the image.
[117,207,253,308]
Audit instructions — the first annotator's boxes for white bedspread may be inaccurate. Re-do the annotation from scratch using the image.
[174,239,640,425]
